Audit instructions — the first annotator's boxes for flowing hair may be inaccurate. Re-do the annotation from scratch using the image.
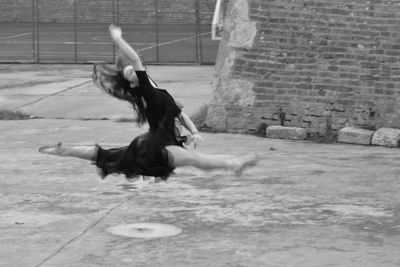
[116,50,159,87]
[92,63,147,126]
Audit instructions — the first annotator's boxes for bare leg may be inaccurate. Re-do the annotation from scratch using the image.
[39,143,97,161]
[165,145,259,176]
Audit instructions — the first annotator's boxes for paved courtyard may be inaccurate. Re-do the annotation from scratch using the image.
[0,64,399,267]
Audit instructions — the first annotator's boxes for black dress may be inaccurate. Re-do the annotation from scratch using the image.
[95,104,180,180]
[135,71,185,145]
[92,64,186,145]
[93,67,183,180]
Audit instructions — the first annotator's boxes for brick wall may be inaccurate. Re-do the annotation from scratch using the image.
[0,0,215,24]
[205,0,400,137]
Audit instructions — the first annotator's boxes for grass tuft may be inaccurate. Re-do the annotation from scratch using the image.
[0,110,31,120]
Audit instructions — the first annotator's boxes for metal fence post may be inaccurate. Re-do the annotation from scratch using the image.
[194,0,202,64]
[32,0,36,62]
[73,0,78,63]
[116,0,120,25]
[112,0,116,62]
[155,0,159,62]
[36,0,40,62]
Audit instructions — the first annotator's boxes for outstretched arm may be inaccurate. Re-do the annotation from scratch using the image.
[109,24,145,71]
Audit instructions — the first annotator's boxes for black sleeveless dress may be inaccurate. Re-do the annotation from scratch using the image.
[95,104,181,180]
[93,67,183,180]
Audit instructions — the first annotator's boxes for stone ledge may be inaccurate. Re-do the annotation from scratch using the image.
[338,127,374,145]
[266,126,307,140]
[371,127,400,148]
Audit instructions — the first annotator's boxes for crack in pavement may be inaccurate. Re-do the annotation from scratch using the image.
[34,193,137,267]
[13,80,92,111]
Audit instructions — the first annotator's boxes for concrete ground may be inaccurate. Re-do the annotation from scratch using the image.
[1,64,400,267]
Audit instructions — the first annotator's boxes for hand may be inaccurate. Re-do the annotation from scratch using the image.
[191,133,203,148]
[109,24,122,41]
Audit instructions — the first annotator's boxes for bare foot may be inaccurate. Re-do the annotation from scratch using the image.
[38,143,66,156]
[230,153,260,176]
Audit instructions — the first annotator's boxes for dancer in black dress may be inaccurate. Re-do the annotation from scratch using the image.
[93,24,202,148]
[39,105,259,180]
[38,25,259,180]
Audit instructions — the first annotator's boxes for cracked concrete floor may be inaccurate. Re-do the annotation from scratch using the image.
[1,65,400,267]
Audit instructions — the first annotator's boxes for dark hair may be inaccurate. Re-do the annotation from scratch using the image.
[115,50,158,87]
[92,63,147,126]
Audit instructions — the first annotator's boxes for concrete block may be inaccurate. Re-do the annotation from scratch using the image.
[371,127,400,148]
[338,127,373,145]
[266,126,307,140]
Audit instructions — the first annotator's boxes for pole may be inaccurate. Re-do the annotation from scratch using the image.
[155,0,159,62]
[116,0,120,25]
[32,0,36,62]
[112,0,116,62]
[73,0,78,62]
[195,0,202,63]
[36,0,40,62]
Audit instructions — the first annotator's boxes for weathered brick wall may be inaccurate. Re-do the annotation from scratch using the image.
[0,0,214,24]
[205,0,400,137]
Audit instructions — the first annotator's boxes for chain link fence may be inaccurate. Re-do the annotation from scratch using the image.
[0,0,220,64]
